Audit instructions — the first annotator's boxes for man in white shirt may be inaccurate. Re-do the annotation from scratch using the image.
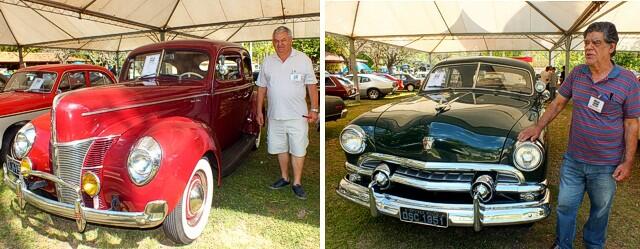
[256,26,319,200]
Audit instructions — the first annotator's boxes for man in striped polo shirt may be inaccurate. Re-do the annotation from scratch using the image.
[519,22,640,249]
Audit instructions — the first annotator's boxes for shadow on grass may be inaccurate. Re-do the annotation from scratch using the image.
[0,125,320,248]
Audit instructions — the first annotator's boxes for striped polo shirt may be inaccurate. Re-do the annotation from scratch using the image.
[558,64,640,165]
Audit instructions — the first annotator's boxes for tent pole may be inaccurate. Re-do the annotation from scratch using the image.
[160,31,166,42]
[565,36,572,73]
[428,53,432,67]
[18,46,24,69]
[350,37,360,102]
[548,50,552,66]
[115,51,120,77]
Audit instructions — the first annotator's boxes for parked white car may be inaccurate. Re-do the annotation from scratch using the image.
[347,74,395,100]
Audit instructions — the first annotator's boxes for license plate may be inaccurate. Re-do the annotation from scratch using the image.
[6,159,20,176]
[399,207,448,228]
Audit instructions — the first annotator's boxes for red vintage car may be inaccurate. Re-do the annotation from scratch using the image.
[3,40,261,244]
[375,73,403,91]
[0,64,116,165]
[325,75,357,99]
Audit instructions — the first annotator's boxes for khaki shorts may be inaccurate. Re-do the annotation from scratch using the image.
[267,119,309,157]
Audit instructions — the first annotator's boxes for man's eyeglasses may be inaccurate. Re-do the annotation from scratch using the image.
[583,39,606,47]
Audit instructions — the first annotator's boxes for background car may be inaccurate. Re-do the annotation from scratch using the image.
[0,64,116,166]
[326,75,357,99]
[374,73,403,91]
[393,72,421,91]
[346,74,395,100]
[0,74,7,91]
[3,40,261,244]
[337,57,551,231]
[325,95,348,122]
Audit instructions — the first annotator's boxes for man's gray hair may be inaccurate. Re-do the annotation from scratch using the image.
[583,21,619,57]
[273,26,292,39]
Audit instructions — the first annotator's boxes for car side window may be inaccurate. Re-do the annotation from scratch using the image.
[241,51,252,79]
[325,77,336,87]
[58,71,86,92]
[216,52,242,82]
[89,71,113,86]
[359,76,369,83]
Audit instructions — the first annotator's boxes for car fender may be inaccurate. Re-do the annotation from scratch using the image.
[101,116,221,213]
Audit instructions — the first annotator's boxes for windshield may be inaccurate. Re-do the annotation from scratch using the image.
[423,63,532,94]
[4,71,58,93]
[335,76,353,86]
[123,50,210,85]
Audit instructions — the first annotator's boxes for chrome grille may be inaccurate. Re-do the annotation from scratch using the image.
[84,138,115,167]
[53,139,92,204]
[395,167,475,182]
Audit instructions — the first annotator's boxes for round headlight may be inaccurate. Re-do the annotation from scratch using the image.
[82,172,100,197]
[513,141,543,171]
[127,136,162,186]
[340,125,366,154]
[12,123,36,159]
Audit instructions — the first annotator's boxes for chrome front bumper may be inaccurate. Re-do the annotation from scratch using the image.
[337,177,550,230]
[2,161,167,231]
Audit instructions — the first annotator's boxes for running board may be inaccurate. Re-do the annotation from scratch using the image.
[220,134,257,177]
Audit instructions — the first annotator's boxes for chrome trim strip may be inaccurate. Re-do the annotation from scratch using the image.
[361,153,526,183]
[337,178,550,227]
[55,135,119,147]
[213,83,254,95]
[0,107,51,118]
[346,162,545,193]
[80,93,210,116]
[3,170,167,228]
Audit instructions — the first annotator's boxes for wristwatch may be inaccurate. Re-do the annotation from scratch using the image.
[310,108,319,113]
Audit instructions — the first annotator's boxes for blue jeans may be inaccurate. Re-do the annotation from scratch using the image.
[555,154,617,249]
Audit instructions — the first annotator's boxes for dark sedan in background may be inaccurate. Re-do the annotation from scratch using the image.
[392,72,421,91]
[325,95,348,122]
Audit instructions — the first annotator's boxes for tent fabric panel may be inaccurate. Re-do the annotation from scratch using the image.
[436,1,558,34]
[352,2,448,37]
[325,1,357,36]
[526,1,591,31]
[38,10,138,39]
[0,2,73,45]
[87,0,178,28]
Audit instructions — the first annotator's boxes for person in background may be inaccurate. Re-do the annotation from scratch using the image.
[560,66,566,84]
[540,66,551,86]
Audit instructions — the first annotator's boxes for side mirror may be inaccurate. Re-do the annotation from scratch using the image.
[534,81,546,93]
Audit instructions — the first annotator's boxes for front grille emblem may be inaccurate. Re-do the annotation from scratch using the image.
[422,136,435,152]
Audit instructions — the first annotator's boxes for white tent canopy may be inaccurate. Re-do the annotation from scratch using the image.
[326,0,640,53]
[0,0,319,51]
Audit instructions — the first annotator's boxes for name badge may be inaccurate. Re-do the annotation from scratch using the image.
[290,73,303,82]
[588,96,604,113]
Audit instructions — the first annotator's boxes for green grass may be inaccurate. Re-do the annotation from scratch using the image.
[326,94,640,249]
[0,128,320,249]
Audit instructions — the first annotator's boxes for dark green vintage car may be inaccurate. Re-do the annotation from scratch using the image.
[337,57,551,231]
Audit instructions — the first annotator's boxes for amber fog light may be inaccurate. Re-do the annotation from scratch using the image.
[82,172,101,197]
[19,157,32,177]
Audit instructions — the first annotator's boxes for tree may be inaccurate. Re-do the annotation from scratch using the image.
[380,45,411,74]
[293,38,320,64]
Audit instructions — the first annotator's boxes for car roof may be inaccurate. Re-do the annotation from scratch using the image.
[17,64,108,72]
[129,39,242,55]
[436,56,535,76]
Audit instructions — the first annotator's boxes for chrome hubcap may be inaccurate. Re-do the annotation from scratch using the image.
[186,171,207,226]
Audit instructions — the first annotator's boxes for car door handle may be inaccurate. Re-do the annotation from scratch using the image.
[190,99,201,103]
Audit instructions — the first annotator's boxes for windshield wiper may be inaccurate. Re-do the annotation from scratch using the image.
[435,92,472,115]
[138,73,157,80]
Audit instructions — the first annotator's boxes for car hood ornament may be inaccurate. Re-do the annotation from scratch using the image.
[422,136,435,152]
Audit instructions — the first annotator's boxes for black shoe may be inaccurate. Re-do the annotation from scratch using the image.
[292,184,307,200]
[269,178,290,189]
[549,242,560,249]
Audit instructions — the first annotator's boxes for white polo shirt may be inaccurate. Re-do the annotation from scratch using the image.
[257,49,317,120]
